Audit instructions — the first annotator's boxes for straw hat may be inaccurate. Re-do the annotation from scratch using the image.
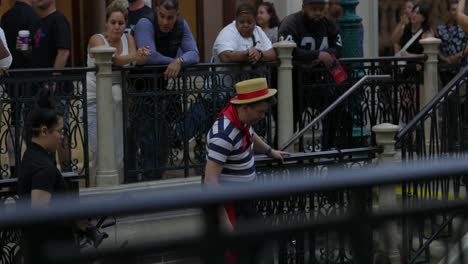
[230,78,277,104]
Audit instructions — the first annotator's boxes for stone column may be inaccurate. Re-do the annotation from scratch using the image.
[372,123,401,264]
[273,40,296,152]
[420,38,441,146]
[356,0,379,57]
[420,37,442,107]
[90,46,120,187]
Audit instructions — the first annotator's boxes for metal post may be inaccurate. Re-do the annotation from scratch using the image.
[91,46,120,187]
[338,0,363,58]
[273,40,296,152]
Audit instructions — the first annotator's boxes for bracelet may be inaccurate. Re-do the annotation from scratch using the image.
[265,146,272,156]
[258,50,263,59]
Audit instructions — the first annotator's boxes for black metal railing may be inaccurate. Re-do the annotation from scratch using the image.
[0,146,378,264]
[396,66,468,263]
[281,75,391,151]
[294,55,424,152]
[120,62,277,183]
[1,158,468,264]
[0,67,93,186]
[396,66,468,159]
[255,147,379,263]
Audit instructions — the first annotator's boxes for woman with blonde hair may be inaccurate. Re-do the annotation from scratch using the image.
[86,0,150,179]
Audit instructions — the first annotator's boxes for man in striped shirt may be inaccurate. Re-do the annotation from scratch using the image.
[204,78,288,263]
[205,78,286,185]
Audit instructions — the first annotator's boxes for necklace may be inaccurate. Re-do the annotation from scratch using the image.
[104,34,121,47]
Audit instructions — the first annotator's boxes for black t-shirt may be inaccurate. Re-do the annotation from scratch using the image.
[18,142,68,200]
[128,5,155,34]
[30,11,71,68]
[400,24,424,55]
[18,142,75,264]
[0,2,39,69]
[278,11,342,61]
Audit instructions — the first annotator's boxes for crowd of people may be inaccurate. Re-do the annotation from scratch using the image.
[0,0,342,262]
[391,0,467,82]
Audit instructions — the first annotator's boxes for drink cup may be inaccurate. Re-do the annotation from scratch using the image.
[18,30,30,51]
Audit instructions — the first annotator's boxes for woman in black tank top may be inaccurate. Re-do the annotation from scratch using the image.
[397,3,434,56]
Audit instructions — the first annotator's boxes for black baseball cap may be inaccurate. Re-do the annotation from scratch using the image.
[303,0,328,4]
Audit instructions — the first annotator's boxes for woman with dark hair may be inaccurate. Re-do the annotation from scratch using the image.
[18,88,81,263]
[256,2,280,43]
[391,0,415,52]
[18,88,66,207]
[212,3,277,64]
[395,3,434,56]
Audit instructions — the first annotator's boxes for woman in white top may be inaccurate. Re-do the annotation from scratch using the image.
[0,26,12,72]
[213,3,277,64]
[86,0,150,177]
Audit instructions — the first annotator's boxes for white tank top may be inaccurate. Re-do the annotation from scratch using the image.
[86,33,129,101]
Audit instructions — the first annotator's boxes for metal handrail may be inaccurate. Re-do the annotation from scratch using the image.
[396,65,468,140]
[1,158,468,227]
[280,75,391,151]
[256,147,380,165]
[292,54,426,66]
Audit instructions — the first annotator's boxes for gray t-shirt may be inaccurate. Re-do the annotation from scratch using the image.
[265,27,278,44]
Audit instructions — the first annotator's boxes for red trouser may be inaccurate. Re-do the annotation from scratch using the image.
[225,204,237,264]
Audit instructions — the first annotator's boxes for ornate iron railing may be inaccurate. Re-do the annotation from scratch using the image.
[0,68,90,263]
[255,147,378,263]
[120,62,277,183]
[0,174,80,264]
[0,67,93,186]
[396,66,468,263]
[0,178,20,264]
[294,55,424,152]
[281,75,391,151]
[1,158,467,264]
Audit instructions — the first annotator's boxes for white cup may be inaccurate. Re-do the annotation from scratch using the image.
[18,30,30,51]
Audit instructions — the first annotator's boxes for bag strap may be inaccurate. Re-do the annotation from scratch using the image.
[399,29,423,54]
[251,33,259,48]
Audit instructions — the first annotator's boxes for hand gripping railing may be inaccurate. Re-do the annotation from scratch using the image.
[280,75,392,151]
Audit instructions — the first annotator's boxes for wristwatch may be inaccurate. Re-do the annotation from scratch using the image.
[177,57,184,65]
[265,146,272,156]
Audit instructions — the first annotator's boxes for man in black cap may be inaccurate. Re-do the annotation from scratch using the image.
[278,0,342,67]
[278,0,343,150]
